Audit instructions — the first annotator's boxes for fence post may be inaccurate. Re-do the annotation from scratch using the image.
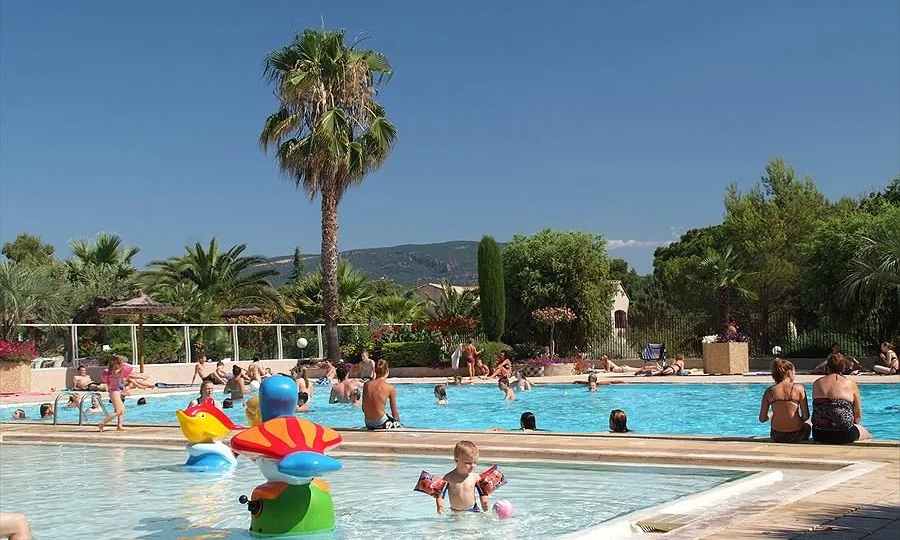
[232,324,240,363]
[72,325,79,364]
[130,324,138,364]
[183,325,191,363]
[316,324,324,360]
[276,324,284,360]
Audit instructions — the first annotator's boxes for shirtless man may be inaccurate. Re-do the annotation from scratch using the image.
[358,351,375,381]
[462,339,482,381]
[329,364,360,404]
[71,366,107,391]
[246,356,263,382]
[361,360,400,429]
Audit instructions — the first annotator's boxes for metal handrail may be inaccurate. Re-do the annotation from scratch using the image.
[52,391,108,425]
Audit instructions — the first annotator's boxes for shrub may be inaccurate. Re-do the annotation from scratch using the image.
[478,341,510,369]
[510,342,541,361]
[381,341,442,368]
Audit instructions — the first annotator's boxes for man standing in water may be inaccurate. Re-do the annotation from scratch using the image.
[362,360,400,429]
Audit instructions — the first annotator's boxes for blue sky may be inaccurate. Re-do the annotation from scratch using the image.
[1,1,898,275]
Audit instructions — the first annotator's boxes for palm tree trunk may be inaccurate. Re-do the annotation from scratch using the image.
[321,187,342,362]
[717,287,731,332]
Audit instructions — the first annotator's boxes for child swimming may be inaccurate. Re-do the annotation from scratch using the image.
[437,441,490,514]
[498,377,516,401]
[434,384,448,405]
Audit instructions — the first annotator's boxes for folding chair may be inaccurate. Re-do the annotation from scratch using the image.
[641,343,666,370]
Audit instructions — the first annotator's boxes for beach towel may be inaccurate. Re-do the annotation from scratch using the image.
[155,382,201,389]
[450,345,461,370]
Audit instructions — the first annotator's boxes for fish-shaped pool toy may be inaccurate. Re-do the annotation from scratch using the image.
[176,398,243,444]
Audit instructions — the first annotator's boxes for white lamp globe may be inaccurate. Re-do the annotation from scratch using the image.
[772,346,782,356]
[296,337,308,349]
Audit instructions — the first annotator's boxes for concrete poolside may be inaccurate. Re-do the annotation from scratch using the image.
[1,420,897,539]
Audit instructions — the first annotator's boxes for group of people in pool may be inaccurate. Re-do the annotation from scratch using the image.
[760,353,876,444]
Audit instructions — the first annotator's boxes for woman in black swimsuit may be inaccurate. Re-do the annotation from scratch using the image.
[759,358,810,443]
[811,354,872,444]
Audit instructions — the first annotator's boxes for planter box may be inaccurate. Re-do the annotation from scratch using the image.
[542,363,576,377]
[513,364,545,378]
[703,342,749,375]
[0,361,32,394]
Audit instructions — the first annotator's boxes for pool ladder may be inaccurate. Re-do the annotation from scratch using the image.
[52,391,109,425]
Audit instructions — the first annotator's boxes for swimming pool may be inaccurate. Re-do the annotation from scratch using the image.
[6,382,899,439]
[0,444,749,539]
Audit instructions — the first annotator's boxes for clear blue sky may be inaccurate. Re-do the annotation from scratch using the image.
[1,1,898,275]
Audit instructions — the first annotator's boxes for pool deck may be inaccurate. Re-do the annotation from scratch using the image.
[1,373,898,538]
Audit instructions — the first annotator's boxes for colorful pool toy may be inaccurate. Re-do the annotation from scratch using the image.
[175,398,243,470]
[232,375,343,537]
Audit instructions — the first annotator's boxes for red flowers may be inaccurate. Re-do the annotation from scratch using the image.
[0,341,38,362]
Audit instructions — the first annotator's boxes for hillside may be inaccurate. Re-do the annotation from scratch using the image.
[261,240,483,287]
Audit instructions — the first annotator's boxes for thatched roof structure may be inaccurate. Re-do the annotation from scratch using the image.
[222,307,265,318]
[98,291,181,316]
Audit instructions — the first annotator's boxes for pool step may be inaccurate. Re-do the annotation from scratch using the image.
[634,513,699,533]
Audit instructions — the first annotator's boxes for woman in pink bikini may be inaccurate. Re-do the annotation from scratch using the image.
[99,355,129,432]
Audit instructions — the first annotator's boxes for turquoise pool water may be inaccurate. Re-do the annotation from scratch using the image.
[6,382,899,439]
[0,444,747,539]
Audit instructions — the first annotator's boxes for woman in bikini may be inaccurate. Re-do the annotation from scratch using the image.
[873,342,898,375]
[491,350,512,378]
[759,358,810,443]
[635,353,685,376]
[99,355,128,432]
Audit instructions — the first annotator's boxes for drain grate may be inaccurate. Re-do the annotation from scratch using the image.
[635,513,699,533]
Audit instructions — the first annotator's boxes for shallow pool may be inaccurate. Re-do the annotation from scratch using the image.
[0,444,747,539]
[5,382,899,439]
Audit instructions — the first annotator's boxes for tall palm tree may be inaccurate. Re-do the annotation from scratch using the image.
[66,233,139,282]
[0,262,69,340]
[285,261,376,324]
[144,238,282,319]
[260,29,397,361]
[700,245,758,330]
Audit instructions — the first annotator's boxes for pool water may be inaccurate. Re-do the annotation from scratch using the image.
[6,382,899,439]
[0,444,747,539]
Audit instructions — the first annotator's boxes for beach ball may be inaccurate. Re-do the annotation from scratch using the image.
[772,346,782,356]
[296,337,308,349]
[249,380,261,392]
[493,500,515,520]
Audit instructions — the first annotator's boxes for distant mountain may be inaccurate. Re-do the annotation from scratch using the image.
[261,241,485,288]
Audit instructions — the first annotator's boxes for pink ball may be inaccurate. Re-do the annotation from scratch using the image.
[492,500,514,520]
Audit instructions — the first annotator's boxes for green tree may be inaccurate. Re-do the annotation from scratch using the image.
[700,245,758,330]
[652,225,725,314]
[503,229,614,352]
[477,235,505,341]
[0,262,69,340]
[66,233,139,282]
[285,261,376,324]
[2,233,55,265]
[288,246,305,283]
[723,158,829,327]
[144,238,281,321]
[260,28,397,361]
[428,279,479,320]
[370,295,427,325]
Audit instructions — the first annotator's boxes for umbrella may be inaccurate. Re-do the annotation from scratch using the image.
[98,291,182,373]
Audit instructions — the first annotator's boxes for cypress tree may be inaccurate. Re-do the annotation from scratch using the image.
[289,247,305,283]
[477,235,506,341]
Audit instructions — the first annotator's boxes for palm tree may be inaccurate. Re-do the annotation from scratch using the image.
[144,238,282,320]
[370,295,427,325]
[66,233,139,282]
[700,245,758,330]
[285,261,375,324]
[429,280,479,319]
[260,29,397,361]
[0,262,69,340]
[840,224,900,306]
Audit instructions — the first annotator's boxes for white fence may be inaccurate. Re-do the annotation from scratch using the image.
[18,323,408,367]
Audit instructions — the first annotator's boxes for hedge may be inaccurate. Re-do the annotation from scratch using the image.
[478,341,510,369]
[381,341,442,367]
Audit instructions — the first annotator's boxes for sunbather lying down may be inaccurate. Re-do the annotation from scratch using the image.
[598,355,641,373]
[635,354,686,376]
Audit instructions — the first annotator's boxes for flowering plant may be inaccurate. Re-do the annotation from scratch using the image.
[0,341,38,363]
[531,307,577,325]
[702,332,750,344]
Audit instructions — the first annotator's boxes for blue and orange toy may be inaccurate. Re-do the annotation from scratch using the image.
[232,375,343,537]
[175,398,243,470]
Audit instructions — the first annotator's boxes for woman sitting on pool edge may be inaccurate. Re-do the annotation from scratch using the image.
[759,358,810,443]
[811,354,871,444]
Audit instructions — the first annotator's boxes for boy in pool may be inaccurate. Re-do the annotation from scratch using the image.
[437,441,490,514]
[434,384,448,405]
[498,377,516,401]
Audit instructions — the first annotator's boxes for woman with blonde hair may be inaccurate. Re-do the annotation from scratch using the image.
[99,355,129,432]
[759,358,810,443]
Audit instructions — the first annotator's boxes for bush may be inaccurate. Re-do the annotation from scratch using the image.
[478,341,510,369]
[510,342,541,361]
[381,341,442,367]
